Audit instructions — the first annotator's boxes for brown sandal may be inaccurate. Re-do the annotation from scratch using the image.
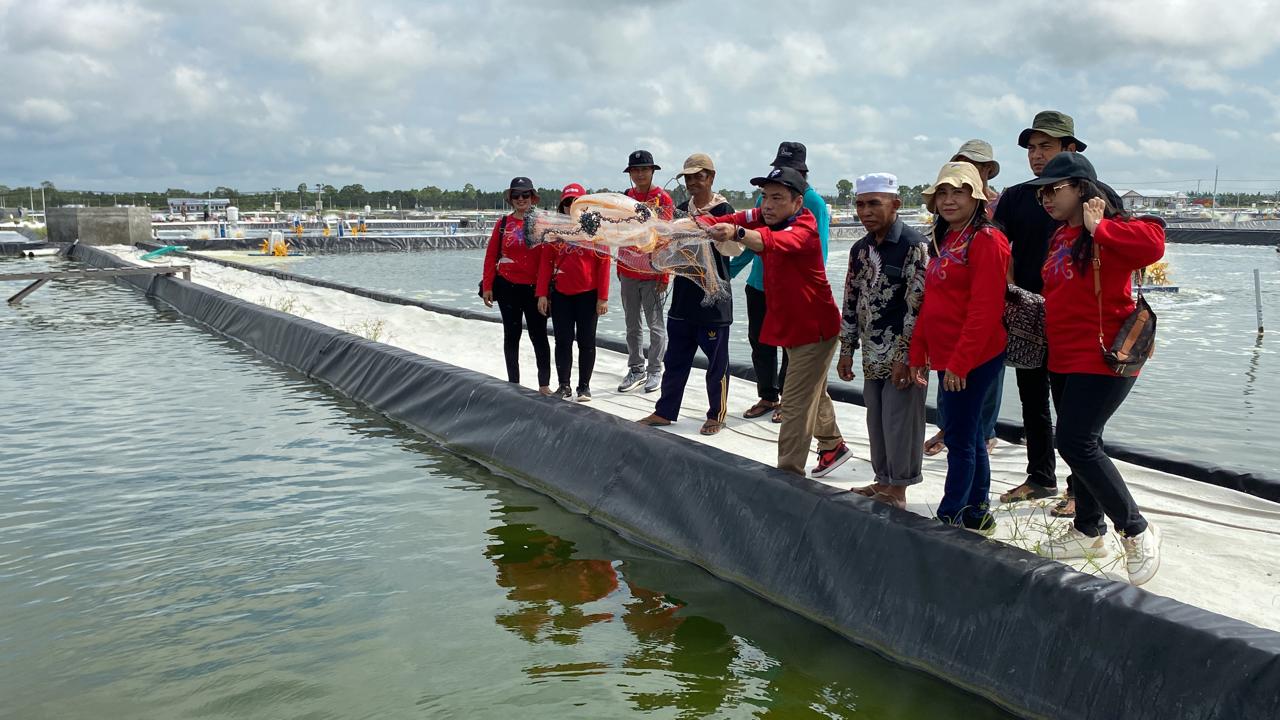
[998,482,1057,504]
[852,483,881,498]
[700,419,724,436]
[871,491,907,510]
[637,414,672,427]
[923,432,945,457]
[1051,496,1077,518]
[771,404,783,424]
[743,399,777,419]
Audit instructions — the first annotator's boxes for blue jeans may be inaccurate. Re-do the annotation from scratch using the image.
[936,353,1006,524]
[936,364,1004,440]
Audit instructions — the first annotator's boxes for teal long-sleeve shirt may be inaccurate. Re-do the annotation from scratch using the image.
[727,186,830,290]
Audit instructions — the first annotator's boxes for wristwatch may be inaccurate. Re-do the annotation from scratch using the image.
[736,225,746,241]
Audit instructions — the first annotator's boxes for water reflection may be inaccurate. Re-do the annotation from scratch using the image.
[1244,332,1264,403]
[478,502,1008,718]
[485,510,746,716]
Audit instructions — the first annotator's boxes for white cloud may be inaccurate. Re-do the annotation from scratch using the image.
[1210,104,1250,121]
[780,33,836,78]
[526,140,589,165]
[1096,85,1166,126]
[1099,139,1139,157]
[961,93,1031,130]
[1096,102,1140,126]
[703,40,769,90]
[10,98,74,124]
[1135,138,1213,161]
[1,0,1276,193]
[1155,59,1231,92]
[1,0,162,54]
[1110,85,1167,105]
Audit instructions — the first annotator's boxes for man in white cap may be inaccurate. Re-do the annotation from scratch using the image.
[836,173,930,508]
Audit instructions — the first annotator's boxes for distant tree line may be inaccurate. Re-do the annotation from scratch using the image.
[0,181,769,214]
[3,180,1275,214]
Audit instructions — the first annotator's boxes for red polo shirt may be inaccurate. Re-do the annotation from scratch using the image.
[1041,217,1165,376]
[709,208,839,348]
[909,225,1010,377]
[481,214,545,291]
[617,186,674,282]
[536,243,611,299]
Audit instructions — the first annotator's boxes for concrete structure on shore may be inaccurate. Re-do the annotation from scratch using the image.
[47,207,151,246]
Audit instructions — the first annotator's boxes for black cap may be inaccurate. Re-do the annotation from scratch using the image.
[1025,152,1097,186]
[624,149,660,172]
[750,166,809,196]
[504,176,538,201]
[769,141,808,172]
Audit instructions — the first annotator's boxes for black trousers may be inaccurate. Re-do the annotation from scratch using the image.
[655,319,730,422]
[494,276,550,387]
[1016,365,1057,488]
[1050,372,1147,537]
[745,284,787,402]
[550,289,599,390]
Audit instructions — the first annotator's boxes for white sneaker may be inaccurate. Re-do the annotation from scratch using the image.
[1122,524,1161,586]
[618,370,645,393]
[1040,526,1109,560]
[643,371,662,393]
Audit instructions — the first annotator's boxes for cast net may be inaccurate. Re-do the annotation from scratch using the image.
[525,193,735,306]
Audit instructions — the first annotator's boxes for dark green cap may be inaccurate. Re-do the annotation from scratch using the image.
[1018,110,1087,151]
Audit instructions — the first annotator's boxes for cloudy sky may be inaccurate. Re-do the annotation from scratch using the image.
[3,0,1280,195]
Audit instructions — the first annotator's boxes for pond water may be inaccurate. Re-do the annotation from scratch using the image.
[0,257,1012,719]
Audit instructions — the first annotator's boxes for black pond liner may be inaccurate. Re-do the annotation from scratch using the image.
[134,240,1280,504]
[70,242,1280,720]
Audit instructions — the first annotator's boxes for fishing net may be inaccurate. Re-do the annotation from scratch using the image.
[525,193,736,305]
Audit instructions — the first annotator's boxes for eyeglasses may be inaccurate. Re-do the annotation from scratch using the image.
[510,192,532,200]
[1036,182,1072,203]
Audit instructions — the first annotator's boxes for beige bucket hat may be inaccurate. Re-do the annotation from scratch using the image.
[922,162,987,212]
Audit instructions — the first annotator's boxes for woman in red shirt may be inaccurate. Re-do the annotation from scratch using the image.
[536,183,611,402]
[1027,152,1165,585]
[480,176,551,395]
[909,163,1010,532]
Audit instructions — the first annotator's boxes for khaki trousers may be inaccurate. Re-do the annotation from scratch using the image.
[777,337,843,475]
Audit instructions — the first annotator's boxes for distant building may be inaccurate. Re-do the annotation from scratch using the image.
[167,197,230,216]
[1114,189,1187,211]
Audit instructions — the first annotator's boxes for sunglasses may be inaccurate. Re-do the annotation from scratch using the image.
[510,191,533,200]
[1036,182,1073,203]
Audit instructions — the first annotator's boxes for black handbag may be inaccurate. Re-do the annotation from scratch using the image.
[478,216,510,298]
[1094,246,1156,377]
[1003,284,1047,369]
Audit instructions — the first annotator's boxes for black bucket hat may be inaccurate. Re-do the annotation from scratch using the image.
[1025,152,1096,186]
[769,141,808,172]
[750,166,809,196]
[1018,110,1087,152]
[1026,152,1130,212]
[504,176,538,202]
[624,149,660,172]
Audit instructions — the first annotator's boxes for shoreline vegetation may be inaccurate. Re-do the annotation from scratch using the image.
[3,181,1275,214]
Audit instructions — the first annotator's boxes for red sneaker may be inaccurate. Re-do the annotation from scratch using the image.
[810,442,852,478]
